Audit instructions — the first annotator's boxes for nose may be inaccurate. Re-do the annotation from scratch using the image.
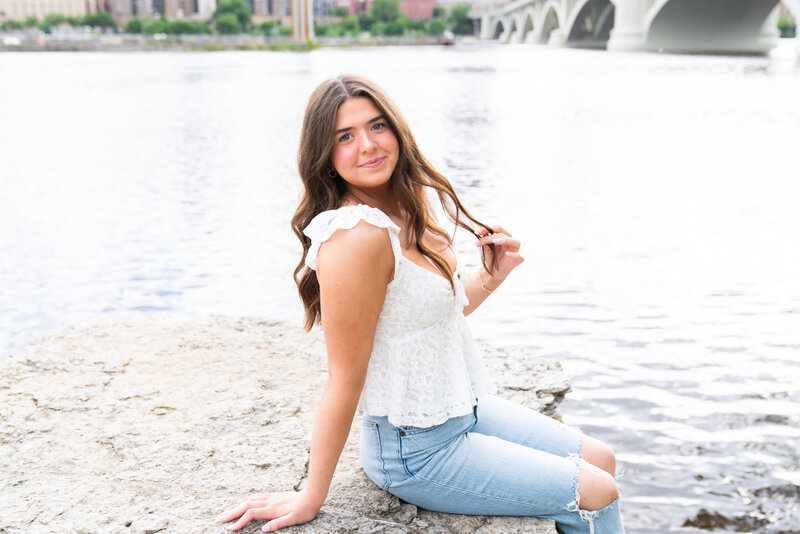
[359,130,376,152]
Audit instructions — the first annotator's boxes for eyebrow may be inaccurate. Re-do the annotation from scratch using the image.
[335,115,386,135]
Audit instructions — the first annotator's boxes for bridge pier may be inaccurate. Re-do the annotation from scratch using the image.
[606,0,648,52]
[547,28,566,45]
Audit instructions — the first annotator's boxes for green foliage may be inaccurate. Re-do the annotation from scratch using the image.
[432,5,446,19]
[448,3,472,35]
[125,17,144,33]
[316,15,362,37]
[427,17,446,35]
[370,21,386,35]
[778,15,796,37]
[358,12,373,31]
[1,20,24,31]
[215,12,241,34]
[165,19,192,34]
[408,18,426,32]
[371,0,399,23]
[383,14,408,36]
[340,16,359,34]
[213,0,251,30]
[778,14,796,30]
[143,16,168,34]
[278,25,292,37]
[23,15,39,27]
[66,16,82,26]
[83,11,116,30]
[333,6,350,17]
[314,21,330,36]
[260,20,276,36]
[42,14,67,27]
[165,19,209,34]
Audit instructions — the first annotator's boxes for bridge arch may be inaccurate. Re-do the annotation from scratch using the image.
[644,0,782,53]
[508,15,521,42]
[540,0,564,44]
[491,17,507,40]
[566,0,615,47]
[521,6,536,43]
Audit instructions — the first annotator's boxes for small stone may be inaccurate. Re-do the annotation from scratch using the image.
[136,518,168,534]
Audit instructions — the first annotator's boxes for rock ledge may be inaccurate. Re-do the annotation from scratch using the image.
[0,315,570,534]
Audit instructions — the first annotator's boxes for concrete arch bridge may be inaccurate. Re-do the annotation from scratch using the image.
[478,0,800,54]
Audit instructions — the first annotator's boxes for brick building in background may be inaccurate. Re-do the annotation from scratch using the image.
[0,0,486,27]
[0,0,99,21]
[339,0,434,20]
[401,0,434,20]
[101,0,214,25]
[249,0,292,19]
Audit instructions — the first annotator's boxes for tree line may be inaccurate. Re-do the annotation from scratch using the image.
[2,1,794,39]
[315,0,473,38]
[0,12,116,32]
[0,0,473,37]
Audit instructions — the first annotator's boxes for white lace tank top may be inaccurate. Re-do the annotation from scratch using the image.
[303,204,495,428]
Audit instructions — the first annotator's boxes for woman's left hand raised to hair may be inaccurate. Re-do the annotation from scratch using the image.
[475,225,525,281]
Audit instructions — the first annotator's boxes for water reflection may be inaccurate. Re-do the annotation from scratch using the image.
[1,42,800,533]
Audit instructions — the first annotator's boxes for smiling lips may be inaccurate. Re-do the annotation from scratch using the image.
[359,157,385,168]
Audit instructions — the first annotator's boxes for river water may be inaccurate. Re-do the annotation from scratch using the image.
[1,43,799,533]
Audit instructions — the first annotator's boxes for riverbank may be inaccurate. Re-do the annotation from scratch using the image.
[0,33,460,52]
[0,314,570,533]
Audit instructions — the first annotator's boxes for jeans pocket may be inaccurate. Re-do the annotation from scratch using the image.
[397,423,437,436]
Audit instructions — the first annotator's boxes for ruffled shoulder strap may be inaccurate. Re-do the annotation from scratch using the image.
[303,204,402,271]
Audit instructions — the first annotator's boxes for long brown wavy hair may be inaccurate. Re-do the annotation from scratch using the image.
[291,74,499,331]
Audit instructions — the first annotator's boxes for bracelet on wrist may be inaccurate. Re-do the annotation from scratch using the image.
[479,267,497,293]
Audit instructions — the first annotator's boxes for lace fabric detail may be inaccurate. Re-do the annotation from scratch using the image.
[303,204,495,427]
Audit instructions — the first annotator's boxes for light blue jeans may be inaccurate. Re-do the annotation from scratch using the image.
[360,395,624,534]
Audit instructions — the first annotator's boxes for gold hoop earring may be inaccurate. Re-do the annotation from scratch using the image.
[328,168,337,179]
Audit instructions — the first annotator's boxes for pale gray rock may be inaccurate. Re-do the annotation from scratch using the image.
[0,315,570,534]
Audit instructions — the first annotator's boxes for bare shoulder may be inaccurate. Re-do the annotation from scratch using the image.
[316,219,394,285]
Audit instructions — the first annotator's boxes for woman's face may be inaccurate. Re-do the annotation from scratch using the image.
[330,97,399,194]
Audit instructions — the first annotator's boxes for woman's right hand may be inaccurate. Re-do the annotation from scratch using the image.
[215,489,321,532]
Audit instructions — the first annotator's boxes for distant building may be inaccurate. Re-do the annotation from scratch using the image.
[338,0,433,20]
[346,0,371,15]
[197,0,215,17]
[101,0,211,25]
[239,0,290,18]
[104,0,147,24]
[0,0,98,21]
[401,0,434,20]
[312,0,337,17]
[164,0,199,18]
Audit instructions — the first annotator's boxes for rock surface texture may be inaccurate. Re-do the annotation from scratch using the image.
[0,315,572,534]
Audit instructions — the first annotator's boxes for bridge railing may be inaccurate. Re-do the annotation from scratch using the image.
[468,0,514,17]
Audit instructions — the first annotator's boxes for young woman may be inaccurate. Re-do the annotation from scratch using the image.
[216,74,625,534]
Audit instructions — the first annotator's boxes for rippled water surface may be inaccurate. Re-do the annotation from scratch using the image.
[2,43,799,532]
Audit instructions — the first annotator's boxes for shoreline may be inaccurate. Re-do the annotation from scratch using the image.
[0,314,568,533]
[0,34,463,52]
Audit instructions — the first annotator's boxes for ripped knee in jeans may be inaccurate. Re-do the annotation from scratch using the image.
[566,454,622,533]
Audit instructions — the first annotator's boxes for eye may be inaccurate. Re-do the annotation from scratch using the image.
[372,122,386,131]
[338,132,353,142]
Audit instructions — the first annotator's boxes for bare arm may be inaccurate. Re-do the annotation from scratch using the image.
[217,220,394,532]
[304,221,393,509]
[462,225,525,317]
